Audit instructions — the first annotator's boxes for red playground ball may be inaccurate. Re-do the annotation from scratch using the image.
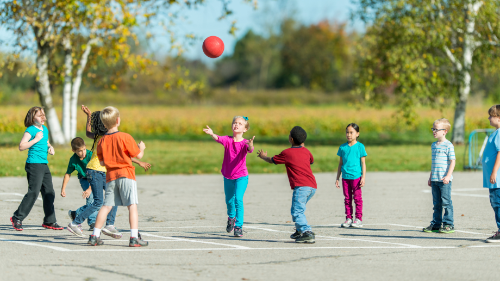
[202,36,224,58]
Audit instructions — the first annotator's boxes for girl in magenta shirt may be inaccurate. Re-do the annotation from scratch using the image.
[203,116,255,237]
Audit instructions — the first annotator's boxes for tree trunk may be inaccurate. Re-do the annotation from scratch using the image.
[70,41,93,138]
[36,40,66,145]
[62,37,72,142]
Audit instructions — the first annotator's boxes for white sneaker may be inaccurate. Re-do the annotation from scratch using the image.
[341,218,353,228]
[102,225,123,239]
[351,218,363,228]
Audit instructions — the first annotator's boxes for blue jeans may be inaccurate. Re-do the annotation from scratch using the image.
[489,188,500,230]
[291,186,316,233]
[431,181,454,227]
[74,170,117,225]
[223,176,248,228]
[75,178,97,226]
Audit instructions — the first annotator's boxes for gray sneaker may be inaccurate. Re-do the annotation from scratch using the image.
[486,231,500,243]
[67,222,85,238]
[341,218,353,228]
[102,225,123,239]
[351,218,363,228]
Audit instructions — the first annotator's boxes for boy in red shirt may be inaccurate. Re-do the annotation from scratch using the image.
[257,126,317,243]
[88,106,148,247]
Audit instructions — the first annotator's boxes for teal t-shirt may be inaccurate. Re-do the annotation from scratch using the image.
[25,125,49,164]
[66,150,92,179]
[337,142,367,180]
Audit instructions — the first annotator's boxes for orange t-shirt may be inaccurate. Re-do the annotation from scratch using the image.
[97,131,141,183]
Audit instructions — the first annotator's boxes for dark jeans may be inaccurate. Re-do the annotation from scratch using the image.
[74,169,117,225]
[489,188,500,230]
[431,181,454,227]
[14,163,56,224]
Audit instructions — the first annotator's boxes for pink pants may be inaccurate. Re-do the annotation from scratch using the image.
[342,177,363,220]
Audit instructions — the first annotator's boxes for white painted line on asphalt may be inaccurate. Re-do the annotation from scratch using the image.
[388,224,488,235]
[0,238,71,251]
[140,226,221,229]
[421,189,488,198]
[140,232,251,249]
[0,193,42,200]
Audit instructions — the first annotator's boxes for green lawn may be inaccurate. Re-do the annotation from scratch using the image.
[0,140,467,177]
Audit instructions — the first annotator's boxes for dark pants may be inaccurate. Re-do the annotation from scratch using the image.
[14,163,57,224]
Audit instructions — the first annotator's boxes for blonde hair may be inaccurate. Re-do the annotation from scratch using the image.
[434,118,451,131]
[24,106,44,127]
[100,106,120,129]
[232,116,250,130]
[488,105,500,117]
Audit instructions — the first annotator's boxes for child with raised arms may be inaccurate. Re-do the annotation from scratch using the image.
[335,123,367,228]
[10,106,63,231]
[203,116,255,237]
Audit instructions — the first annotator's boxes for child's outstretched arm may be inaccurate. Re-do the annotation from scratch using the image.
[248,136,255,153]
[257,149,273,164]
[360,156,366,187]
[61,174,71,197]
[335,157,343,188]
[19,131,43,151]
[132,158,151,171]
[81,105,95,139]
[203,125,219,141]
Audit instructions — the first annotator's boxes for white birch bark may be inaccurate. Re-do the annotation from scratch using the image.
[62,37,72,142]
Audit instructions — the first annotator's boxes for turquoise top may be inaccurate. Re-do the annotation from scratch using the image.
[66,150,93,179]
[337,142,367,180]
[25,125,49,164]
[483,129,500,189]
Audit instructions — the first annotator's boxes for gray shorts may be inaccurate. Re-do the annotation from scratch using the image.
[103,177,139,206]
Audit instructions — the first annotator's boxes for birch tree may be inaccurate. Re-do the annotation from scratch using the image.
[353,0,500,144]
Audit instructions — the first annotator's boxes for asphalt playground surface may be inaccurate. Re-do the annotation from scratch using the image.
[0,172,499,281]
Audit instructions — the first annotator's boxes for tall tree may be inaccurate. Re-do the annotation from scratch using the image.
[353,0,500,143]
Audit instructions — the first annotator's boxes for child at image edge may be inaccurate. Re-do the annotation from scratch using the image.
[203,116,255,237]
[258,126,317,243]
[482,105,500,243]
[336,123,367,228]
[423,118,456,234]
[88,106,148,247]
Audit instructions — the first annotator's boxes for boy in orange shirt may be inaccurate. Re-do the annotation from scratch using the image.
[88,106,148,247]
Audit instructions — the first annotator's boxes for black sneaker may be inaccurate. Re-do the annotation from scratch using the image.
[226,217,236,233]
[234,226,243,237]
[67,210,76,221]
[42,222,64,230]
[88,235,104,246]
[10,217,23,231]
[88,223,95,231]
[422,224,440,233]
[295,231,315,243]
[486,231,500,243]
[439,225,455,234]
[290,229,301,239]
[130,232,148,247]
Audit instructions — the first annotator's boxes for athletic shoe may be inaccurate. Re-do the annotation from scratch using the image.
[226,217,236,233]
[295,231,315,243]
[234,226,243,237]
[486,231,500,243]
[67,210,76,221]
[102,225,123,239]
[341,218,353,228]
[67,223,85,238]
[351,218,363,228]
[423,224,440,233]
[290,229,301,239]
[88,223,95,231]
[88,235,104,246]
[42,222,64,230]
[10,217,23,231]
[129,232,148,247]
[439,225,455,234]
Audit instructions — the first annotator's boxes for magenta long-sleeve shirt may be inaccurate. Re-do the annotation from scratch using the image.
[216,135,254,179]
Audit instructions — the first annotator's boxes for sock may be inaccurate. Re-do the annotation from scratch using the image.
[131,229,138,238]
[70,222,77,226]
[93,228,101,237]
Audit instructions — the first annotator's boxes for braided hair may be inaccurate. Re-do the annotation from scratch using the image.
[90,111,108,151]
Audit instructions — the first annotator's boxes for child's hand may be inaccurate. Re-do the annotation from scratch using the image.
[82,188,91,199]
[81,105,91,116]
[360,177,365,187]
[335,179,340,189]
[490,173,497,184]
[139,161,152,171]
[48,142,55,155]
[61,189,66,197]
[248,136,255,147]
[138,141,146,150]
[441,175,451,185]
[34,131,43,142]
[428,179,431,187]
[203,125,214,135]
[257,149,267,158]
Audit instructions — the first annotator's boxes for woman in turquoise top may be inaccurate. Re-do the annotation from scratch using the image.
[10,107,63,231]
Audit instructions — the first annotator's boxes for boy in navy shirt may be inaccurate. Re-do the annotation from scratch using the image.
[258,126,317,243]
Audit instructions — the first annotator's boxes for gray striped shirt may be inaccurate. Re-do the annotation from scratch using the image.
[431,140,456,182]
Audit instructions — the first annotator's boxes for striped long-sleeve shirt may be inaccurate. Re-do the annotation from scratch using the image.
[431,140,456,182]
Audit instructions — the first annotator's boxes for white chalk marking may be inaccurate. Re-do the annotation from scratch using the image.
[140,232,251,249]
[421,189,488,198]
[0,238,71,251]
[140,226,221,229]
[388,224,488,235]
[0,193,42,200]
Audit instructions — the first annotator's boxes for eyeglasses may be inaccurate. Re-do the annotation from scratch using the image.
[431,128,446,132]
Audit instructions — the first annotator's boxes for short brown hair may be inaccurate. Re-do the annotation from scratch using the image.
[488,105,500,117]
[71,137,86,151]
[100,106,120,129]
[434,118,451,131]
[24,106,44,127]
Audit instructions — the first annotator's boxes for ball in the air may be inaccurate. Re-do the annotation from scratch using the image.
[202,36,224,58]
